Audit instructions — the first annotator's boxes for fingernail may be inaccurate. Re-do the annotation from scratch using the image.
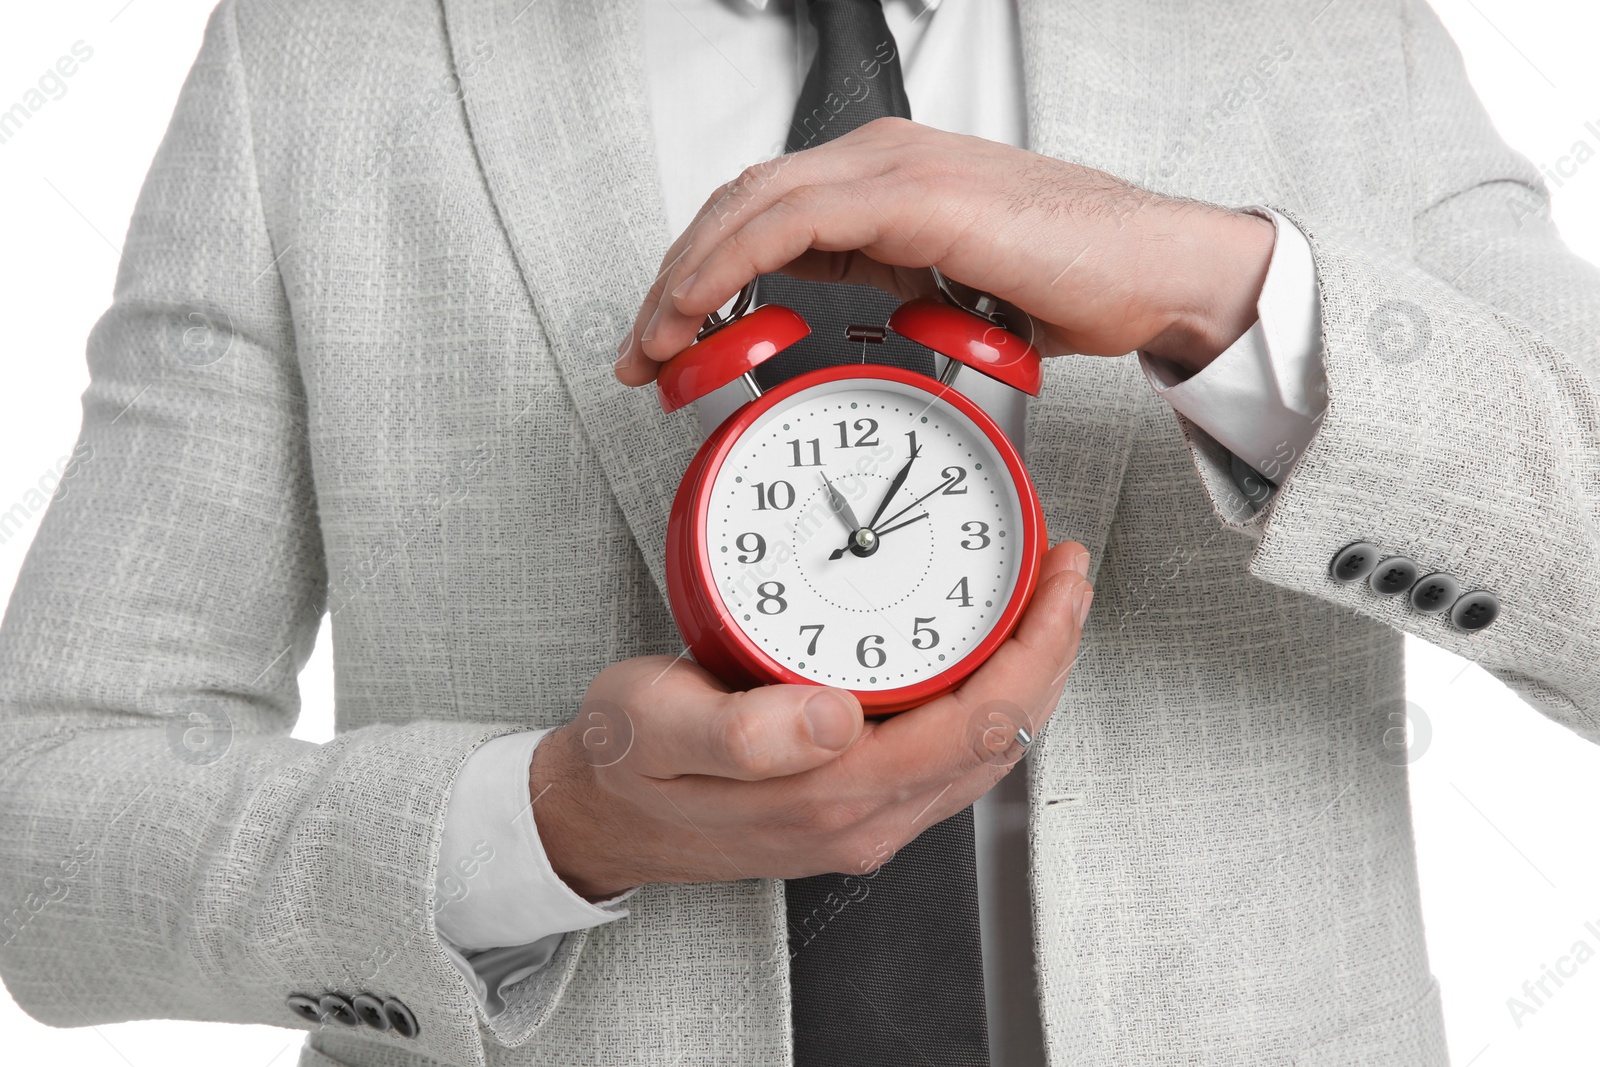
[670,271,698,301]
[614,333,633,364]
[1071,549,1091,577]
[803,689,859,751]
[1075,586,1094,627]
[641,304,664,345]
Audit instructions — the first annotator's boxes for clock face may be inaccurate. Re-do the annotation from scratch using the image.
[703,375,1027,693]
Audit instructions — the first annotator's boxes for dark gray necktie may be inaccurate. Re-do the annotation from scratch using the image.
[752,0,936,391]
[772,4,991,1065]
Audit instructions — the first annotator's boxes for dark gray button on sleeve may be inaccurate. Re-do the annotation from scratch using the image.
[319,994,361,1027]
[287,995,322,1024]
[352,993,390,1031]
[1450,590,1500,631]
[1329,542,1381,583]
[1369,556,1419,596]
[1410,572,1462,614]
[383,997,420,1039]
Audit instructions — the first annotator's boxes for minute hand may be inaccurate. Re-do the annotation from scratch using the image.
[874,474,957,532]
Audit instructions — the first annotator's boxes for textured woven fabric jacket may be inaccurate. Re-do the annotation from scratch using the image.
[2,0,1598,1064]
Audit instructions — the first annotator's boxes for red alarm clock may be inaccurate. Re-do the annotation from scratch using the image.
[658,280,1046,714]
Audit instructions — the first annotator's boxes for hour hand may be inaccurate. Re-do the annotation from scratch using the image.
[820,473,864,536]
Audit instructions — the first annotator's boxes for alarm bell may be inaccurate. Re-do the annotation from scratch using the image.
[656,273,1042,413]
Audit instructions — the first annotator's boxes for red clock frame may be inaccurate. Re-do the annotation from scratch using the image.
[665,363,1047,714]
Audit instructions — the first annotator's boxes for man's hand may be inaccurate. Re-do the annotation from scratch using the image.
[613,118,1274,384]
[530,541,1094,901]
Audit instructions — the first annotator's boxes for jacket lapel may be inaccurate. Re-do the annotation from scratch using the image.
[441,0,695,603]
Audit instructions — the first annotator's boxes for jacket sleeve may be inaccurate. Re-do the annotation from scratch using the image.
[0,6,545,1064]
[1174,0,1600,737]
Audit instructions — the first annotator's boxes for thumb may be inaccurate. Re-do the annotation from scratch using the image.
[612,658,865,781]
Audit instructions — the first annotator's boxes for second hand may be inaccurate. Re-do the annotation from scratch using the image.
[874,512,929,538]
[874,474,955,533]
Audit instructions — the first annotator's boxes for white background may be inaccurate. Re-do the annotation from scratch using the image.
[1,2,1598,1065]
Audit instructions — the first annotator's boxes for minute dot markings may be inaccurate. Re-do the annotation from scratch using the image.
[721,391,1011,681]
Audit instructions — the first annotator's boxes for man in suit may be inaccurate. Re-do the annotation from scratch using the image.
[1,1,1596,1066]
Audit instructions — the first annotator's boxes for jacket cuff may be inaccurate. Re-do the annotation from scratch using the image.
[1213,207,1600,723]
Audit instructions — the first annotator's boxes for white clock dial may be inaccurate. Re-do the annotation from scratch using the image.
[705,376,1025,692]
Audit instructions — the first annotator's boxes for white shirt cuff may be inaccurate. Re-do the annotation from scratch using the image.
[1138,206,1328,485]
[434,730,636,1015]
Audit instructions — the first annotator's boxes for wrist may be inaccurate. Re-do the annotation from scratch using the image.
[529,725,639,902]
[1140,206,1275,376]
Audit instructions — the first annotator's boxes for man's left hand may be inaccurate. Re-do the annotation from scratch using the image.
[615,117,1274,384]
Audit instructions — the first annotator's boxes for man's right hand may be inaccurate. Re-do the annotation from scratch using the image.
[529,541,1094,901]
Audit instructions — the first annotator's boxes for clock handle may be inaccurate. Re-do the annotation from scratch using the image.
[655,282,812,414]
[928,266,1003,323]
[888,271,1043,397]
[694,279,759,338]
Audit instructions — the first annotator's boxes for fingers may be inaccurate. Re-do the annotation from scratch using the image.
[869,540,1093,789]
[615,155,839,385]
[613,238,696,386]
[615,123,934,383]
[664,545,1092,867]
[613,185,750,386]
[671,180,948,310]
[640,195,906,366]
[966,538,1093,708]
[593,657,865,782]
[602,543,1093,873]
[583,535,1090,825]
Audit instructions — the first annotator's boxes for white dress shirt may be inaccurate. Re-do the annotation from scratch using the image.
[433,0,1328,1063]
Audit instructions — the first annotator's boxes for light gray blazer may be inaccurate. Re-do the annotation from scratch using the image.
[2,0,1597,1064]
